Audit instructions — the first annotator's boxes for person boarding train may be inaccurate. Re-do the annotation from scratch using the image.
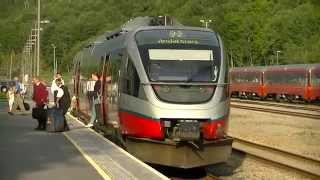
[55,78,71,131]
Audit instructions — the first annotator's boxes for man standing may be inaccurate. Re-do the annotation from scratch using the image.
[55,78,71,131]
[85,73,100,127]
[51,72,64,103]
[32,76,48,130]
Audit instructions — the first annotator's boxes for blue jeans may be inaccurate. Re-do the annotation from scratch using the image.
[89,98,99,124]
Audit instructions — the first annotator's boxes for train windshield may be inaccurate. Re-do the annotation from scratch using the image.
[135,29,220,83]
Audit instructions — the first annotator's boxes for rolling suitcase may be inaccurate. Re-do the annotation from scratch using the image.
[46,107,65,132]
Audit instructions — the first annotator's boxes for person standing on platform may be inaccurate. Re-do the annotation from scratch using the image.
[86,77,96,109]
[32,76,48,130]
[11,77,27,114]
[51,72,64,103]
[55,78,71,131]
[85,73,101,128]
[6,85,15,114]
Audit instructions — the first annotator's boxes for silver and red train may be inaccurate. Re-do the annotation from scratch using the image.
[72,17,232,168]
[230,64,320,102]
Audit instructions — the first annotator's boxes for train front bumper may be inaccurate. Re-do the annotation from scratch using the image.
[125,136,233,168]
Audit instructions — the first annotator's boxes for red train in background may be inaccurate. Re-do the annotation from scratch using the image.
[230,64,320,102]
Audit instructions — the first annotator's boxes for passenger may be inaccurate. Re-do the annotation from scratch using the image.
[51,72,64,103]
[55,78,71,131]
[11,77,27,114]
[20,80,27,99]
[86,77,96,108]
[6,85,15,114]
[85,73,101,127]
[32,76,48,130]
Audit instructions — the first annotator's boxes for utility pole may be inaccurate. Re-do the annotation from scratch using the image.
[230,50,234,68]
[36,0,40,76]
[276,50,281,65]
[51,44,56,74]
[200,19,213,29]
[9,51,13,80]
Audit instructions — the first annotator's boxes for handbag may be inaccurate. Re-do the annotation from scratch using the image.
[32,106,47,120]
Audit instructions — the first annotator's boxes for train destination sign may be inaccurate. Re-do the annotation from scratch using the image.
[136,29,219,46]
[148,49,213,61]
[158,38,199,45]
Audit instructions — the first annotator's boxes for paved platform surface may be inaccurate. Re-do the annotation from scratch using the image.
[0,102,102,180]
[0,100,169,180]
[65,114,169,180]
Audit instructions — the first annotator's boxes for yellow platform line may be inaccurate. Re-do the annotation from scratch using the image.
[63,132,111,180]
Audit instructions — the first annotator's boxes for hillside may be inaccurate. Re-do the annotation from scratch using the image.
[0,0,319,76]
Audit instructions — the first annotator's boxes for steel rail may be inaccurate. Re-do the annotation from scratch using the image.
[205,174,219,180]
[231,99,320,112]
[231,137,320,178]
[230,104,320,120]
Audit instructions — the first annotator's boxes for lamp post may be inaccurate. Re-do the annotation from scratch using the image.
[51,44,56,74]
[36,0,49,76]
[276,50,281,65]
[200,19,212,29]
[36,0,40,76]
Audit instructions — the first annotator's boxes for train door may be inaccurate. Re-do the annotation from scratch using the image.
[97,53,109,126]
[99,51,121,127]
[73,60,81,116]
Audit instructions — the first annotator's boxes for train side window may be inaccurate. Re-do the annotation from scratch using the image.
[121,56,141,97]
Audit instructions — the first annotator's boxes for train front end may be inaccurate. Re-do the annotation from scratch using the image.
[120,27,232,168]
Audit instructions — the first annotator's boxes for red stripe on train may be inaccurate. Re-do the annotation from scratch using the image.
[119,111,164,140]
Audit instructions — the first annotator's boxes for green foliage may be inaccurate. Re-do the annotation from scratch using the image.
[0,0,319,74]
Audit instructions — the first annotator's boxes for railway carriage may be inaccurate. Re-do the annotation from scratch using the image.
[72,17,233,168]
[264,65,310,101]
[309,64,320,101]
[230,64,320,102]
[230,67,265,99]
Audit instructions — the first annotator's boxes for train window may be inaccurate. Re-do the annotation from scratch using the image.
[265,71,306,85]
[312,71,320,86]
[232,72,261,83]
[120,56,141,97]
[135,29,221,83]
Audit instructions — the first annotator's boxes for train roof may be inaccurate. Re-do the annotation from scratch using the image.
[231,64,320,72]
[230,66,266,72]
[83,16,219,61]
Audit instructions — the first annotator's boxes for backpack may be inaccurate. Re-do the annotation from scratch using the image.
[58,85,71,113]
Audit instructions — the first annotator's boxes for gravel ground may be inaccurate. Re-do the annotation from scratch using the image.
[228,108,320,160]
[207,151,314,180]
[212,107,320,179]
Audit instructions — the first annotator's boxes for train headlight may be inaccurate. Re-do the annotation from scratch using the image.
[202,119,226,140]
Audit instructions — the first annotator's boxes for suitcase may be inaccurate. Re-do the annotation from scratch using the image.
[46,107,65,132]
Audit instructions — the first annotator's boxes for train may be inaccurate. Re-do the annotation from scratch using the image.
[71,16,232,168]
[230,64,320,102]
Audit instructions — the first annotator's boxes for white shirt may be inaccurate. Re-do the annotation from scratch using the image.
[56,86,64,98]
[51,78,64,94]
[86,80,96,92]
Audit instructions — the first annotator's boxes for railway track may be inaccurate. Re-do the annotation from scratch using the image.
[230,103,320,120]
[231,99,320,112]
[232,137,320,178]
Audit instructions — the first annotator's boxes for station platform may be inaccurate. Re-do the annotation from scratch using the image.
[0,102,168,180]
